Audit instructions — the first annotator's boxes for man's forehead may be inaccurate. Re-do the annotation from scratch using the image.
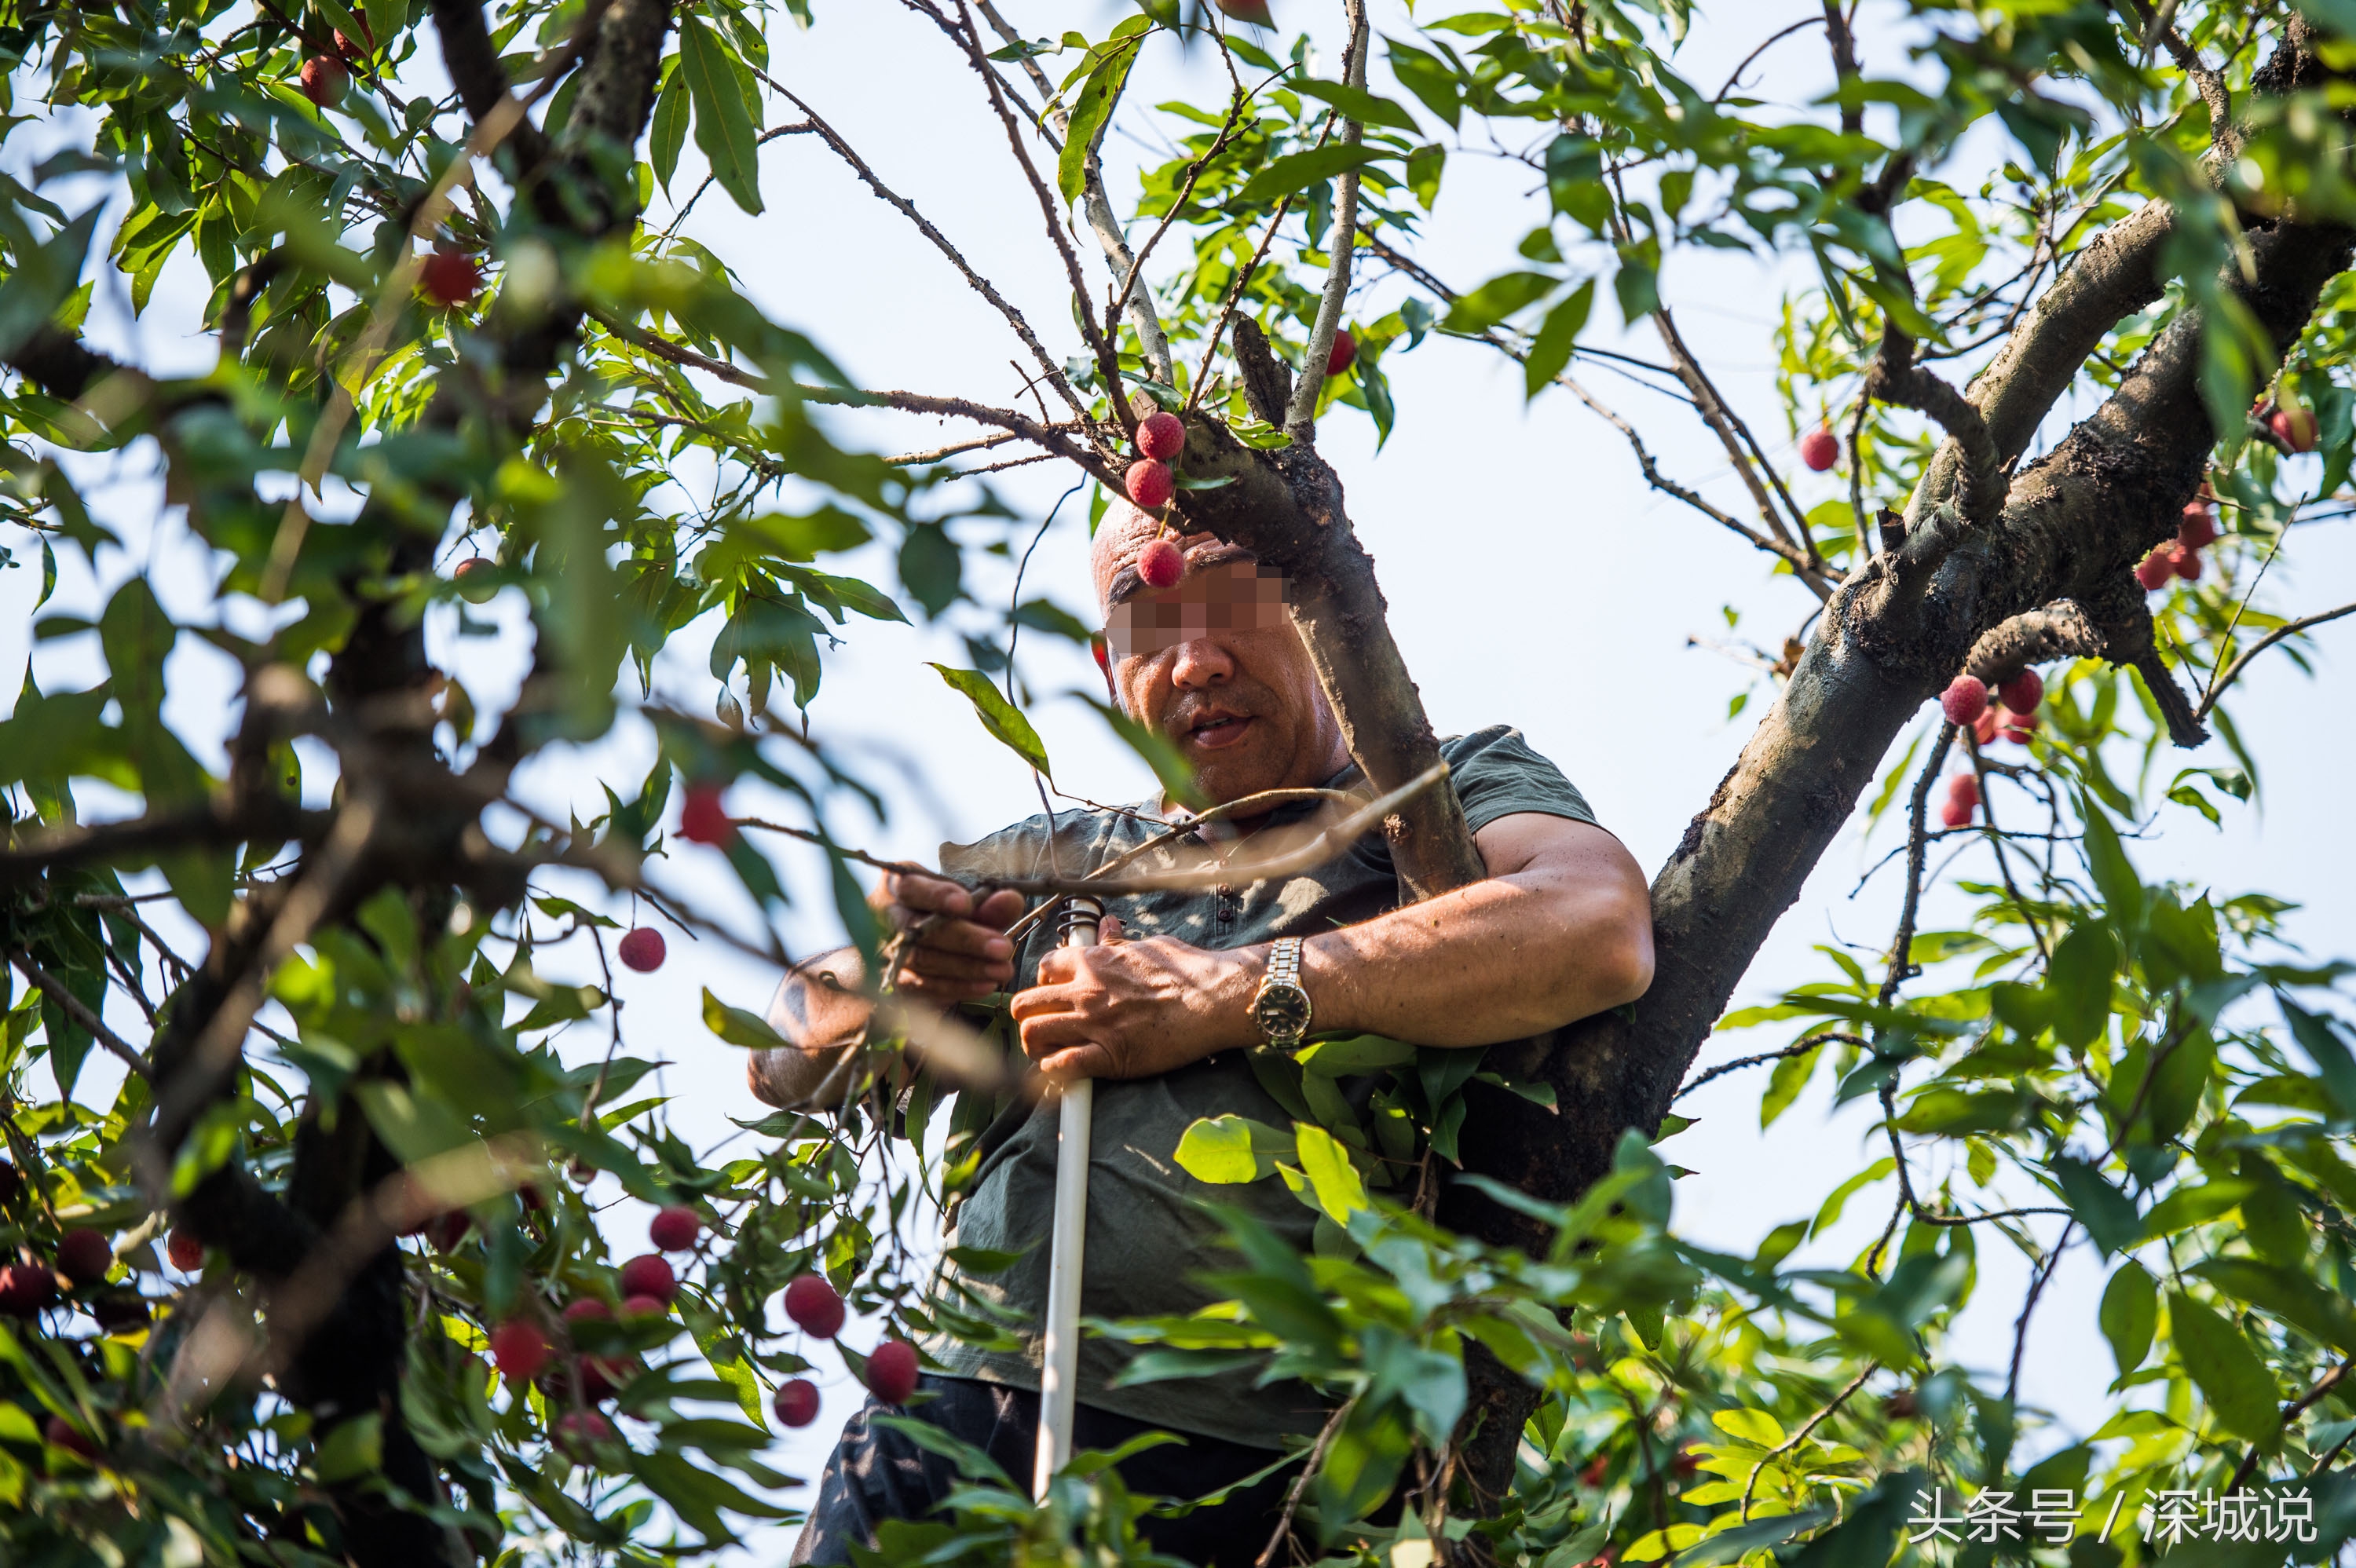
[1102,539,1264,605]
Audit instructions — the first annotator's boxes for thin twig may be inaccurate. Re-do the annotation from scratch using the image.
[6,950,152,1080]
[2005,1219,2075,1404]
[1675,1033,1867,1101]
[2195,599,2356,720]
[1257,1397,1354,1568]
[1740,1361,1879,1520]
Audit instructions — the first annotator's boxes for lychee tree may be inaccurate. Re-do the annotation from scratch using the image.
[4,1,2356,1566]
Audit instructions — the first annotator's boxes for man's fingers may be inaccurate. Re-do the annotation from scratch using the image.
[911,917,1013,964]
[1035,1043,1114,1081]
[975,887,1026,929]
[900,948,1010,984]
[883,871,976,919]
[1098,914,1126,944]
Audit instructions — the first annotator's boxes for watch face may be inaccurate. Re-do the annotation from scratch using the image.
[1253,985,1312,1038]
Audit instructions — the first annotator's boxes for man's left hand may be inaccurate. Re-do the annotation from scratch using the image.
[1009,918,1261,1080]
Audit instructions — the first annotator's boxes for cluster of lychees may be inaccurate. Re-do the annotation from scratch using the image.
[1934,667,2047,827]
[1124,411,1192,590]
[2136,498,2223,591]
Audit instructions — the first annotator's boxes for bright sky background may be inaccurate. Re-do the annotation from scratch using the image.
[4,1,2353,1559]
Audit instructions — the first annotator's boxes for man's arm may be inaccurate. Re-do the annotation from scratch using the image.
[745,875,1027,1108]
[1008,813,1653,1080]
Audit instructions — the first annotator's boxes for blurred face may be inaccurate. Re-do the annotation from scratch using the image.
[1092,508,1348,809]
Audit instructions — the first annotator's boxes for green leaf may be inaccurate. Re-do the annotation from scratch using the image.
[1523,280,1593,398]
[2168,1290,2277,1443]
[929,665,1049,777]
[679,16,764,215]
[1292,1121,1370,1223]
[1292,79,1421,132]
[1077,695,1200,809]
[1785,1470,1927,1568]
[1173,1114,1294,1184]
[1293,1033,1416,1075]
[1233,144,1388,207]
[2053,1155,2141,1257]
[1673,1508,1835,1568]
[1440,270,1554,334]
[2098,1260,2157,1376]
[701,988,788,1050]
[1056,35,1142,205]
[651,65,687,194]
[2078,794,2145,937]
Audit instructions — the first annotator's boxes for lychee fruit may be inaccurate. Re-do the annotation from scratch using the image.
[784,1273,846,1339]
[619,1294,668,1321]
[333,21,374,60]
[2178,503,2218,550]
[679,783,733,846]
[554,1409,616,1457]
[1972,706,2000,745]
[44,1415,97,1461]
[649,1204,700,1252]
[618,1254,676,1305]
[1,1261,58,1316]
[298,56,348,109]
[562,1297,612,1328]
[1995,668,2043,714]
[1137,536,1184,590]
[2173,544,2203,582]
[618,927,666,973]
[490,1320,549,1382]
[1798,426,1840,472]
[1998,708,2040,745]
[419,249,482,309]
[1938,675,1988,727]
[2135,547,2175,591]
[57,1230,112,1286]
[1125,458,1174,512]
[1136,411,1185,462]
[427,1210,471,1252]
[1326,329,1357,377]
[774,1377,821,1427]
[1945,773,1981,809]
[865,1339,920,1404]
[2270,404,2319,452]
[454,557,498,603]
[166,1230,205,1273]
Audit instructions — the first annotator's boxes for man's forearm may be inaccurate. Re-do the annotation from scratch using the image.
[1294,835,1653,1047]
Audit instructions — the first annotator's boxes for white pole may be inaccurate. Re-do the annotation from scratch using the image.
[1033,894,1101,1500]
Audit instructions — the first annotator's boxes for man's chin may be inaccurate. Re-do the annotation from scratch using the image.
[1185,744,1288,808]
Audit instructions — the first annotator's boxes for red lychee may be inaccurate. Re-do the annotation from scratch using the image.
[2173,544,2203,581]
[1798,426,1840,472]
[333,20,374,60]
[57,1230,112,1286]
[1938,675,1988,727]
[2135,547,2175,591]
[1136,411,1185,462]
[454,556,498,603]
[1945,773,1981,809]
[2270,404,2319,452]
[2,1261,58,1316]
[1137,536,1184,590]
[1326,329,1357,377]
[618,1254,676,1305]
[2178,503,2218,550]
[784,1273,846,1339]
[1125,458,1175,512]
[1973,706,1999,745]
[562,1297,613,1329]
[44,1415,97,1461]
[555,1409,615,1457]
[617,927,666,973]
[1995,668,2043,714]
[166,1230,205,1273]
[491,1320,549,1382]
[419,249,482,309]
[1998,707,2040,745]
[298,55,348,109]
[865,1339,920,1404]
[774,1376,821,1427]
[679,783,734,846]
[619,1294,668,1321]
[649,1204,700,1252]
[428,1210,471,1252]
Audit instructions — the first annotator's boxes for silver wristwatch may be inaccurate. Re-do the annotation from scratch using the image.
[1250,937,1313,1049]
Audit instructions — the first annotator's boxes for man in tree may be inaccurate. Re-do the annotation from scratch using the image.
[749,504,1654,1562]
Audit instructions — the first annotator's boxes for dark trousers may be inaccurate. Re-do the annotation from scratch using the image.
[790,1375,1301,1566]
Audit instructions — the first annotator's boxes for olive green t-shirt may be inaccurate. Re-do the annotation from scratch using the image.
[918,726,1597,1450]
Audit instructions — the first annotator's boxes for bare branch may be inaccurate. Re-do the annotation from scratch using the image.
[1284,0,1369,437]
[761,78,1090,425]
[2194,598,2356,719]
[1674,1032,1866,1102]
[5,950,152,1080]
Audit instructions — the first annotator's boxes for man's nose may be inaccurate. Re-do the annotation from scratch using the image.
[1167,637,1234,689]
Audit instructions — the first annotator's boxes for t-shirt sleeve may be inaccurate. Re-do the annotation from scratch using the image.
[1439,726,1597,833]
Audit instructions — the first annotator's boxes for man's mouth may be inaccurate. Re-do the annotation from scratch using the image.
[1183,712,1253,750]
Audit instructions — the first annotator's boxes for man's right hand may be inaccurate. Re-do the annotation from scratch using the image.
[871,870,1026,1004]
